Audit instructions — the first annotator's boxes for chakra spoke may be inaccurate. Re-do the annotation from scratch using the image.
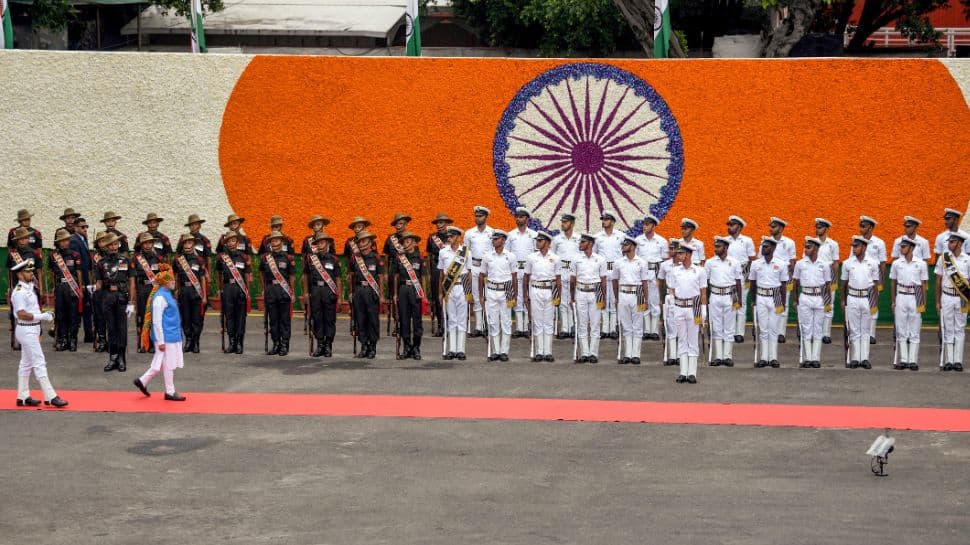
[589,79,610,142]
[593,172,631,227]
[592,86,630,144]
[519,116,574,151]
[545,170,584,226]
[519,163,575,198]
[603,160,668,181]
[507,153,572,161]
[508,159,574,179]
[597,99,649,148]
[564,78,586,144]
[542,89,581,146]
[601,115,660,150]
[601,165,660,199]
[509,135,572,154]
[601,135,668,156]
[583,78,592,142]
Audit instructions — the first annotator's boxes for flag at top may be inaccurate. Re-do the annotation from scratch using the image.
[653,0,671,59]
[405,0,421,56]
[189,0,207,53]
[2,0,14,49]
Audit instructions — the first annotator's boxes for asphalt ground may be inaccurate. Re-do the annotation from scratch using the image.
[1,315,968,544]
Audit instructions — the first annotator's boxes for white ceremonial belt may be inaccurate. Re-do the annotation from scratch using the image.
[530,280,554,289]
[710,285,734,296]
[942,287,961,297]
[486,280,508,290]
[756,287,778,297]
[896,285,917,295]
[800,286,824,296]
[847,287,871,298]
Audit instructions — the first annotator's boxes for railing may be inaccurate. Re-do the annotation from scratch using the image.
[845,27,970,57]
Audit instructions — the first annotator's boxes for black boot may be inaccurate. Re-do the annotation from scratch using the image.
[95,335,107,353]
[235,335,244,354]
[399,340,412,360]
[69,334,78,352]
[267,339,279,356]
[323,337,333,358]
[103,349,120,372]
[412,337,422,360]
[278,338,289,356]
[183,335,192,353]
[118,350,127,372]
[192,333,201,353]
[54,337,65,352]
[312,339,326,357]
[226,335,237,354]
[367,342,377,359]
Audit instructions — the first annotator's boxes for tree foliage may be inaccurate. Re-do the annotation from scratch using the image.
[27,0,225,32]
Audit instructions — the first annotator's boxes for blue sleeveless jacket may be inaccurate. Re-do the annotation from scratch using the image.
[149,287,183,344]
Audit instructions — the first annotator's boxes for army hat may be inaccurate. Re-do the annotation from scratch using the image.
[348,216,371,229]
[102,233,121,246]
[668,238,682,248]
[59,208,81,221]
[677,242,696,253]
[101,211,122,223]
[622,235,637,246]
[142,213,164,225]
[54,229,73,244]
[769,217,787,227]
[445,226,463,237]
[222,231,240,242]
[491,229,508,239]
[535,232,552,243]
[431,212,454,225]
[11,258,35,272]
[944,208,963,218]
[948,231,968,243]
[265,230,286,241]
[12,226,32,241]
[579,233,596,243]
[727,215,746,227]
[851,235,870,246]
[224,214,246,227]
[899,236,918,247]
[307,215,331,229]
[184,214,206,227]
[473,205,490,216]
[16,209,33,222]
[312,231,334,243]
[681,218,699,229]
[136,232,156,245]
[714,235,732,246]
[399,231,421,243]
[269,215,284,227]
[94,231,110,245]
[390,212,412,226]
[643,213,660,225]
[761,236,778,246]
[355,230,378,242]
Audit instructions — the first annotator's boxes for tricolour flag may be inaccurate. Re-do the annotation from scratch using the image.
[653,0,671,59]
[189,0,207,53]
[405,0,421,56]
[1,0,14,49]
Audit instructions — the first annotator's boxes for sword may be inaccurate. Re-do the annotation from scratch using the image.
[892,324,898,367]
[938,316,945,369]
[752,305,760,364]
[571,301,578,361]
[441,297,448,358]
[796,305,803,366]
[305,296,313,357]
[707,308,713,364]
[220,292,226,353]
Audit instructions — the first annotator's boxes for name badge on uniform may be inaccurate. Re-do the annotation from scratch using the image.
[325,263,334,270]
[368,265,376,271]
[282,244,288,251]
[195,244,204,253]
[191,264,200,271]
[154,241,163,249]
[235,262,245,269]
[236,242,245,251]
[414,262,421,270]
[118,263,128,271]
[279,262,287,269]
[66,260,74,266]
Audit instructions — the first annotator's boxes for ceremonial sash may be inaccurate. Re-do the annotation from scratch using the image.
[442,245,468,294]
[219,253,251,311]
[389,235,426,300]
[52,252,82,306]
[177,255,204,298]
[264,255,294,300]
[308,254,338,294]
[942,253,970,307]
[348,238,362,256]
[352,252,381,297]
[821,281,833,307]
[10,251,23,265]
[691,296,703,324]
[915,284,927,313]
[430,233,445,250]
[135,255,156,283]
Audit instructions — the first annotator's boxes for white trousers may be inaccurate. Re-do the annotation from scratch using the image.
[602,266,616,334]
[940,294,966,344]
[617,291,644,339]
[485,286,512,353]
[735,282,750,337]
[796,294,824,341]
[672,305,699,357]
[471,265,484,329]
[559,278,573,333]
[574,289,601,357]
[15,325,58,401]
[893,294,920,343]
[529,287,555,335]
[444,284,469,332]
[709,294,735,341]
[643,278,662,334]
[755,295,781,361]
[845,295,873,342]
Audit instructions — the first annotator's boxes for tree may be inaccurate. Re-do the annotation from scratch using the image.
[840,0,970,51]
[24,0,224,32]
[760,0,827,57]
[610,0,687,57]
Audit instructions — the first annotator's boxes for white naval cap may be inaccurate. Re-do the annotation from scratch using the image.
[622,234,638,246]
[947,231,969,242]
[600,210,617,221]
[11,258,35,272]
[714,235,732,245]
[643,213,660,225]
[535,231,552,242]
[445,226,463,237]
[769,216,787,227]
[473,205,490,215]
[944,208,963,218]
[726,215,746,227]
[681,217,698,229]
[804,236,822,247]
[514,206,532,218]
[814,217,833,228]
[859,215,878,226]
[490,229,508,239]
[899,236,918,246]
[760,236,778,246]
[903,215,922,226]
[851,235,870,246]
[677,242,696,253]
[579,232,596,243]
[668,237,682,247]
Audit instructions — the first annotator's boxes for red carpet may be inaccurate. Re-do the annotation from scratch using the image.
[2,389,969,431]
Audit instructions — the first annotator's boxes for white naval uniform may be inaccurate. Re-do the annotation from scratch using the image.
[727,234,756,338]
[573,252,608,358]
[749,256,790,363]
[658,258,679,360]
[437,246,470,355]
[464,225,494,331]
[705,255,742,361]
[138,293,185,396]
[793,257,832,363]
[525,250,561,358]
[552,231,581,335]
[841,255,880,363]
[668,263,707,377]
[817,237,841,339]
[594,230,624,335]
[613,254,653,359]
[635,232,668,336]
[679,237,706,264]
[863,235,888,338]
[771,235,796,336]
[935,230,970,257]
[481,249,517,356]
[889,257,928,365]
[507,227,537,333]
[935,251,970,366]
[891,234,931,261]
[10,281,59,402]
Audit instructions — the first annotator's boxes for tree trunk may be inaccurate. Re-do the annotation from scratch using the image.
[834,0,856,37]
[760,0,823,57]
[846,0,902,51]
[612,0,656,55]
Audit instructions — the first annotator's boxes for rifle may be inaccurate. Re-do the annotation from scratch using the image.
[263,301,269,354]
[350,294,358,357]
[892,324,898,367]
[796,308,803,366]
[394,298,402,359]
[220,292,226,353]
[305,297,314,356]
[706,311,713,364]
[938,317,945,369]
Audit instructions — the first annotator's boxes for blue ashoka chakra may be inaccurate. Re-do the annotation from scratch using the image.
[493,63,684,236]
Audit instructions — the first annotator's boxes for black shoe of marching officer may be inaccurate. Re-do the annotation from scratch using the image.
[630,357,639,365]
[822,336,832,344]
[104,351,120,372]
[323,337,333,358]
[893,363,906,370]
[811,361,821,368]
[642,333,650,341]
[910,363,919,371]
[687,375,697,384]
[192,334,201,353]
[235,335,245,354]
[532,354,544,362]
[44,396,68,408]
[95,335,107,353]
[770,360,780,368]
[267,339,280,356]
[278,339,289,357]
[444,351,455,360]
[589,356,599,363]
[499,353,509,362]
[778,335,786,344]
[456,352,466,360]
[665,358,677,366]
[860,360,871,369]
[54,337,64,352]
[942,363,953,371]
[576,356,589,364]
[619,357,630,365]
[953,362,964,372]
[69,334,78,352]
[16,397,41,407]
[848,360,859,369]
[710,359,720,367]
[118,351,127,372]
[412,338,422,361]
[134,378,151,397]
[869,336,876,345]
[165,392,187,401]
[312,342,326,357]
[367,343,377,359]
[734,335,745,344]
[183,336,192,352]
[488,354,500,362]
[724,358,734,367]
[544,354,554,362]
[399,340,412,360]
[225,336,236,354]
[800,362,809,369]
[756,360,768,368]
[676,375,687,384]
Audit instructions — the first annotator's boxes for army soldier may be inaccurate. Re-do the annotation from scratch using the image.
[793,237,833,369]
[185,214,213,261]
[841,236,880,369]
[7,209,42,250]
[749,237,790,368]
[132,232,164,353]
[384,212,412,292]
[465,206,495,337]
[137,213,173,260]
[507,207,538,338]
[935,208,970,260]
[613,235,651,364]
[935,231,970,371]
[216,231,252,354]
[815,218,840,344]
[96,233,134,372]
[572,233,608,363]
[48,229,83,352]
[726,216,755,342]
[891,216,930,262]
[392,232,426,360]
[480,230,517,361]
[301,215,331,256]
[594,210,624,339]
[427,213,454,337]
[890,237,928,370]
[303,231,341,357]
[679,218,706,265]
[7,227,44,351]
[657,239,682,365]
[705,236,743,366]
[666,243,707,383]
[635,214,667,341]
[767,217,796,343]
[552,213,581,339]
[59,208,81,234]
[523,232,561,362]
[858,216,886,344]
[174,233,209,353]
[259,215,295,258]
[438,226,470,360]
[217,214,256,255]
[260,231,296,356]
[90,231,111,352]
[99,211,130,254]
[10,259,67,408]
[348,231,385,359]
[343,216,372,257]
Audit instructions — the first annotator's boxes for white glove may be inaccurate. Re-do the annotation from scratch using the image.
[36,312,53,322]
[86,285,95,294]
[125,304,134,318]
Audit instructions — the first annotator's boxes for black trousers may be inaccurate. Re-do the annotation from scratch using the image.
[397,284,423,340]
[179,289,204,338]
[309,285,337,340]
[221,284,247,338]
[136,285,152,346]
[430,267,442,327]
[92,289,105,337]
[101,290,129,349]
[352,288,380,345]
[265,284,292,341]
[53,283,80,338]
